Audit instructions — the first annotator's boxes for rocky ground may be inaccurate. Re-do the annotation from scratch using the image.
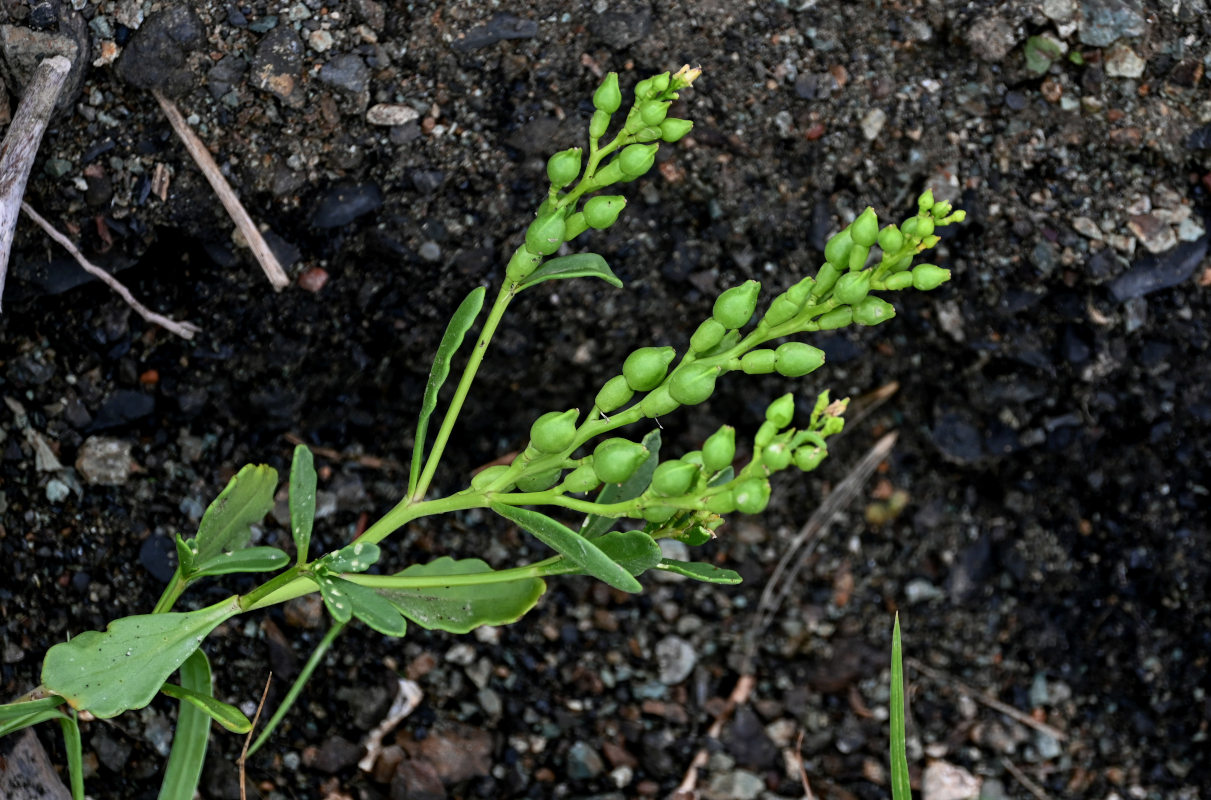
[1,0,1209,799]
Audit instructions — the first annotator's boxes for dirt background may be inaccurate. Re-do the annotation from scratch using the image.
[1,1,1209,799]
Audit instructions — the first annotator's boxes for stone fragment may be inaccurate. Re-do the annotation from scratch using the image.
[566,741,605,780]
[922,760,981,800]
[452,12,538,52]
[114,6,204,97]
[964,15,1018,62]
[1077,0,1147,47]
[311,182,383,228]
[655,634,696,685]
[319,53,370,94]
[1104,42,1145,77]
[76,436,133,485]
[0,729,71,800]
[703,769,764,800]
[251,25,304,107]
[1109,237,1208,301]
[366,103,419,126]
[861,108,886,140]
[1127,213,1176,253]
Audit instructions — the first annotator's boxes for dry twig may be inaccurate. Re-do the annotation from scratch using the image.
[672,673,755,798]
[1000,757,1054,800]
[239,674,274,800]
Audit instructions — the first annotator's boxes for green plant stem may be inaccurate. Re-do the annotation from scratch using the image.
[238,565,303,611]
[247,621,346,757]
[152,570,189,614]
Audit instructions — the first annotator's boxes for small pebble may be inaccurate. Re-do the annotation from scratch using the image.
[308,29,334,52]
[366,103,420,126]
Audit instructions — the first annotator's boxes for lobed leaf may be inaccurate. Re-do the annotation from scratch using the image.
[193,464,278,566]
[289,444,317,564]
[376,557,545,634]
[580,428,662,539]
[491,503,641,593]
[517,253,623,290]
[159,650,213,800]
[655,559,742,584]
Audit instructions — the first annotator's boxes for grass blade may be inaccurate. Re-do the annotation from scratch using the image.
[57,712,84,800]
[890,613,912,800]
[247,622,346,757]
[159,649,213,800]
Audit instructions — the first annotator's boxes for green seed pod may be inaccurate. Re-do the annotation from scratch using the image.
[794,445,827,472]
[853,296,896,326]
[913,264,951,291]
[920,234,941,249]
[668,364,718,406]
[681,450,704,467]
[640,385,680,418]
[886,253,913,273]
[762,442,793,472]
[762,293,801,327]
[851,207,879,247]
[564,212,588,241]
[884,272,914,290]
[524,211,566,256]
[547,148,582,188]
[816,306,853,330]
[593,438,648,484]
[704,490,736,515]
[690,318,727,353]
[517,468,562,492]
[633,76,654,99]
[642,504,676,524]
[589,109,611,139]
[812,262,841,297]
[901,217,919,238]
[713,280,761,329]
[583,195,627,229]
[877,224,905,254]
[915,216,935,238]
[595,375,634,413]
[702,425,736,473]
[619,143,658,178]
[562,462,601,493]
[594,159,624,186]
[754,420,777,448]
[623,346,676,392]
[824,228,854,267]
[732,479,771,514]
[931,199,952,219]
[660,118,693,142]
[786,276,814,306]
[847,243,870,271]
[639,100,670,126]
[593,72,622,113]
[529,409,579,454]
[917,189,935,212]
[505,248,542,282]
[833,271,871,306]
[774,342,825,378]
[649,72,671,95]
[636,126,663,143]
[765,393,795,427]
[822,415,845,436]
[740,349,776,374]
[651,459,699,497]
[471,464,512,491]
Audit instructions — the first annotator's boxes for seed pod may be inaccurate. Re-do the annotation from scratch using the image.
[713,280,761,329]
[762,442,792,471]
[812,263,841,297]
[786,276,814,306]
[619,143,658,177]
[562,462,601,493]
[701,425,736,472]
[690,318,727,353]
[589,109,610,139]
[592,438,648,484]
[564,212,588,241]
[642,504,676,524]
[816,306,853,330]
[668,364,718,406]
[754,420,777,448]
[901,217,919,238]
[775,342,825,377]
[636,126,663,142]
[762,293,800,327]
[765,393,795,427]
[595,375,634,414]
[583,195,627,229]
[652,459,699,497]
[877,224,905,254]
[547,148,582,188]
[634,76,654,99]
[649,72,671,95]
[847,243,870,271]
[639,100,670,126]
[931,200,952,219]
[886,253,913,273]
[884,272,914,290]
[505,248,542,281]
[681,450,704,467]
[917,189,935,212]
[660,118,693,142]
[794,445,827,471]
[853,296,896,326]
[851,207,879,247]
[529,409,579,454]
[593,72,622,113]
[704,490,736,514]
[833,271,871,306]
[471,464,512,491]
[824,228,854,268]
[640,385,681,418]
[822,415,845,436]
[915,216,935,237]
[517,468,562,492]
[733,479,771,514]
[912,264,951,291]
[740,349,776,374]
[623,346,676,392]
[593,159,624,186]
[524,211,566,256]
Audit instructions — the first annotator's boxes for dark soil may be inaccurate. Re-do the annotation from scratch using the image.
[2,1,1209,799]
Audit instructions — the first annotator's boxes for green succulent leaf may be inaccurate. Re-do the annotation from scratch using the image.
[41,597,241,718]
[313,572,353,623]
[331,577,408,636]
[890,614,911,800]
[517,253,623,290]
[592,530,663,576]
[192,546,290,578]
[376,557,545,634]
[321,541,381,573]
[655,559,742,584]
[193,464,278,568]
[160,681,252,734]
[289,444,317,565]
[580,428,662,539]
[159,650,214,800]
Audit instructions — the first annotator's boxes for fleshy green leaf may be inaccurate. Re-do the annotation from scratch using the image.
[375,557,545,634]
[517,253,623,290]
[161,682,252,734]
[160,650,213,800]
[193,547,290,577]
[41,597,241,718]
[321,541,381,573]
[890,613,912,800]
[193,464,278,567]
[490,503,641,593]
[410,286,487,496]
[655,559,742,584]
[332,578,408,636]
[0,695,65,719]
[580,428,662,539]
[290,444,317,565]
[313,572,352,623]
[593,530,662,576]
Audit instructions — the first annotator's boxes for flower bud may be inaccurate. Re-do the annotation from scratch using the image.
[640,385,680,418]
[593,72,622,113]
[917,189,934,212]
[589,109,610,139]
[847,243,870,271]
[851,207,879,247]
[702,425,736,473]
[564,212,588,241]
[583,195,627,229]
[713,280,760,329]
[562,462,601,493]
[762,442,792,472]
[811,263,841,297]
[833,271,871,306]
[525,211,566,256]
[595,375,634,413]
[660,118,694,142]
[816,306,853,330]
[671,65,702,90]
[651,459,698,497]
[623,346,676,392]
[516,468,562,492]
[740,349,776,374]
[794,445,827,471]
[754,420,777,448]
[931,200,952,219]
[633,76,653,99]
[649,72,671,95]
[884,272,914,290]
[618,143,658,178]
[471,464,512,491]
[529,408,579,454]
[775,342,825,377]
[690,318,727,353]
[732,478,771,514]
[912,264,950,291]
[668,364,718,406]
[914,215,935,237]
[853,296,896,326]
[547,148,582,188]
[762,293,800,327]
[877,225,905,254]
[592,438,648,484]
[639,100,670,126]
[822,415,845,436]
[765,393,795,427]
[824,228,854,267]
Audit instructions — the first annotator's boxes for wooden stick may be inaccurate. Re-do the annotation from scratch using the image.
[0,55,72,308]
[152,89,290,290]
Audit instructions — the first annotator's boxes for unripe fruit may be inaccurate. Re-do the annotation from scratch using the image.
[593,73,622,113]
[901,217,919,238]
[595,375,634,413]
[775,342,825,377]
[623,346,676,392]
[593,438,648,484]
[816,306,853,330]
[517,468,562,492]
[471,464,512,491]
[833,271,871,306]
[765,393,795,427]
[561,462,601,493]
[912,264,951,291]
[690,318,726,353]
[887,253,913,273]
[660,118,693,142]
[633,76,653,99]
[583,195,627,229]
[547,148,582,188]
[786,276,814,306]
[851,207,879,247]
[636,126,662,142]
[822,415,845,436]
[529,409,579,454]
[853,296,896,326]
[668,364,718,406]
[702,425,736,473]
[642,504,676,524]
[733,479,771,514]
[681,450,704,467]
[847,243,870,271]
[505,248,542,281]
[824,228,854,267]
[705,491,736,514]
[917,189,935,212]
[915,215,935,237]
[878,224,905,254]
[589,109,610,139]
[649,72,671,95]
[619,143,658,177]
[640,385,680,418]
[593,159,624,186]
[794,445,827,471]
[740,349,776,374]
[651,459,698,497]
[762,442,792,471]
[639,100,670,126]
[713,280,760,329]
[885,272,914,290]
[762,293,800,327]
[812,263,841,297]
[525,211,566,256]
[754,420,777,448]
[931,200,952,219]
[564,212,588,241]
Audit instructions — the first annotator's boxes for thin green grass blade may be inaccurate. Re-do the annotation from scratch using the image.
[0,695,64,719]
[890,613,912,800]
[289,444,317,565]
[409,286,487,496]
[159,649,213,800]
[57,712,84,800]
[247,622,346,757]
[0,707,63,737]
